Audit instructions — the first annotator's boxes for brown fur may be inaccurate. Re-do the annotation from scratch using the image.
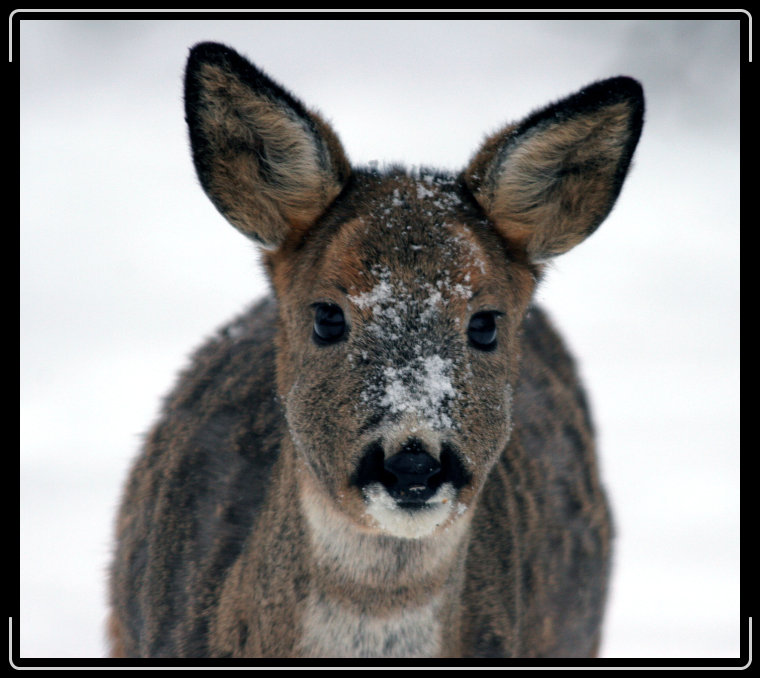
[109,42,643,658]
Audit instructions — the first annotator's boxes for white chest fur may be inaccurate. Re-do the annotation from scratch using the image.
[300,591,444,658]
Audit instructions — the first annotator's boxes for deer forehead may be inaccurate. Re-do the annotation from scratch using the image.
[322,182,492,304]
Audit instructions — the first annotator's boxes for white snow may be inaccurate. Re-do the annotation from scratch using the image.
[349,271,397,313]
[378,354,457,431]
[349,263,468,431]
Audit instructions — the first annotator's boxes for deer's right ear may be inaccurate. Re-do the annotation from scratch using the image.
[184,42,351,249]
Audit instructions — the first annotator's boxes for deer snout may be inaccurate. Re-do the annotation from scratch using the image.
[353,436,471,509]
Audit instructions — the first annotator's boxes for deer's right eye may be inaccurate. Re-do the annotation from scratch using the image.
[312,303,347,345]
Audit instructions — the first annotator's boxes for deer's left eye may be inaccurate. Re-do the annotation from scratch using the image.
[467,311,500,351]
[313,303,347,345]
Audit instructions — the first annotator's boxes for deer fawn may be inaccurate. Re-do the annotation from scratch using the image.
[109,42,644,658]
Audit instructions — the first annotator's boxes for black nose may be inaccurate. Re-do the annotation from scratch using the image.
[382,439,442,504]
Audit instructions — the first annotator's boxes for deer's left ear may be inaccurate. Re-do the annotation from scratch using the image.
[463,77,644,261]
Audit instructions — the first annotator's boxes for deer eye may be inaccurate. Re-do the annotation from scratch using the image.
[312,303,347,345]
[467,311,500,351]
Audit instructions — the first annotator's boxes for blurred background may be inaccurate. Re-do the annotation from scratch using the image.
[19,16,741,660]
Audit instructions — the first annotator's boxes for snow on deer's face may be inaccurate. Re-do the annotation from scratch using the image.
[272,170,536,538]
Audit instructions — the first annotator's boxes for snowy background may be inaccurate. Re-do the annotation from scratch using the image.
[19,17,741,660]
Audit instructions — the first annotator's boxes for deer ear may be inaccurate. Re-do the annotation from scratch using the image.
[184,42,351,249]
[464,77,644,261]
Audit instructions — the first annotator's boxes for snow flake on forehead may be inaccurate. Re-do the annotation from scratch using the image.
[348,263,472,340]
[362,354,458,431]
[412,171,463,211]
[348,266,408,340]
[442,223,488,276]
[378,172,461,225]
[349,269,396,313]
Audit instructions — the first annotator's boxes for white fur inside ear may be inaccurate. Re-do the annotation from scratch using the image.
[363,482,464,539]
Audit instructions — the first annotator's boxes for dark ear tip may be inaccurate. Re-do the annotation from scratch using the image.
[591,75,643,95]
[565,76,645,117]
[186,42,248,79]
[515,75,645,142]
[188,41,236,63]
[187,42,270,84]
[184,42,306,122]
[578,78,645,134]
[587,76,645,111]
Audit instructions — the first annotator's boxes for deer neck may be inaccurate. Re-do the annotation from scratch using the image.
[294,451,473,658]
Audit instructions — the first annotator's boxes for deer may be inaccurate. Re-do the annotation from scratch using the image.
[108,42,644,659]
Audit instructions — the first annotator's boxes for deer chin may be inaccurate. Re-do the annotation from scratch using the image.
[362,481,467,539]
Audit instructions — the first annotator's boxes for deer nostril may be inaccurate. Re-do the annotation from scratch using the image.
[384,450,440,483]
[382,439,442,502]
